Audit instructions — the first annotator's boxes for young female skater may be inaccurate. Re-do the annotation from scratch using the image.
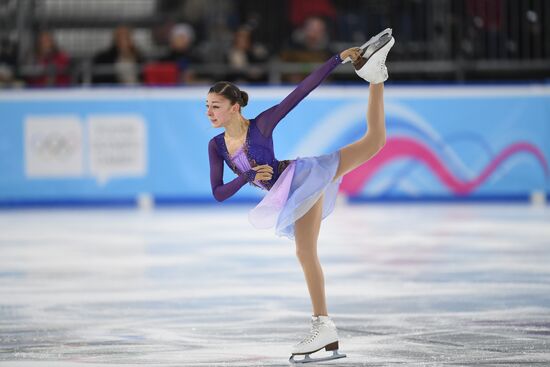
[206,29,394,364]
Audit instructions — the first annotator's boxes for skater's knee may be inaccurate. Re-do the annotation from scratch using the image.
[295,245,317,263]
[357,134,386,162]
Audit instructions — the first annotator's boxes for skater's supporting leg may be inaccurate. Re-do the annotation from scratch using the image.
[333,83,386,181]
[294,194,327,317]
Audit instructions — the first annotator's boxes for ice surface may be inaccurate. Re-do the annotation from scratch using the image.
[1,204,549,366]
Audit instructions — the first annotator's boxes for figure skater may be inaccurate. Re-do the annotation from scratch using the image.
[206,28,394,364]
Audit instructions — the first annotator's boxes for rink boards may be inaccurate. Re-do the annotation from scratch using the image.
[0,85,549,206]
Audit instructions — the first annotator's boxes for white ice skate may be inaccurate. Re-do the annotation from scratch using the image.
[354,34,395,84]
[342,27,393,64]
[289,315,346,364]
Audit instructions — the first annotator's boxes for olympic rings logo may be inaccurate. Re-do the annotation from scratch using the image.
[29,132,79,160]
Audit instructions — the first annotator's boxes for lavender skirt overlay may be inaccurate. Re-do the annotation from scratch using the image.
[232,148,343,240]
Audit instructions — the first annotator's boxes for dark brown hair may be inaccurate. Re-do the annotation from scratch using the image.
[208,81,248,108]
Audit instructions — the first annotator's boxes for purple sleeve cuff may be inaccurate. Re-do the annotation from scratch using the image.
[243,169,256,182]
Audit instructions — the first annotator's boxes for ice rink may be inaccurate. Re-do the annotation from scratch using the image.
[1,203,549,366]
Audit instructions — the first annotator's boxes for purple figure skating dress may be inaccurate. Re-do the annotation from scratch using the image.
[208,54,343,239]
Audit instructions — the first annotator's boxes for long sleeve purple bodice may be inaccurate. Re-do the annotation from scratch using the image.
[208,54,342,202]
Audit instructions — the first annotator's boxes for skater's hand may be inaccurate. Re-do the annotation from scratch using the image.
[340,47,361,64]
[252,164,273,181]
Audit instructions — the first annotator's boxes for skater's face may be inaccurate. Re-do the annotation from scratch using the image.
[206,93,240,128]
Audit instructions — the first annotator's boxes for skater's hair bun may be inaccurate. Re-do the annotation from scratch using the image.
[239,91,248,107]
[209,81,248,109]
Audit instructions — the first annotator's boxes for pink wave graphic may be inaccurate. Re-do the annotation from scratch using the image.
[340,137,550,196]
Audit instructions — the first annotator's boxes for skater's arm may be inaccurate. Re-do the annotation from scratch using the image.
[256,54,342,137]
[209,139,255,202]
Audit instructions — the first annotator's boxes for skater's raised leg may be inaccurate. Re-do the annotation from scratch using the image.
[333,82,386,181]
[333,35,394,181]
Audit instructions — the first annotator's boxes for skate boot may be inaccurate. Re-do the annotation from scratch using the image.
[289,315,346,364]
[342,27,392,64]
[354,34,394,84]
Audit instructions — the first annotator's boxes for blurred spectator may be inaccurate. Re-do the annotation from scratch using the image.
[27,31,70,87]
[288,0,336,28]
[0,37,18,87]
[225,25,269,83]
[157,23,198,84]
[465,0,503,59]
[280,16,332,82]
[282,16,332,62]
[92,26,143,85]
[158,0,238,61]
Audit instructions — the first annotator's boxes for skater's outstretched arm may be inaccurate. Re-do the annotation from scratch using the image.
[255,54,342,137]
[208,139,272,202]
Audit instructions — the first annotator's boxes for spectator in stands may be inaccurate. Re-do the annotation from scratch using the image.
[27,30,71,87]
[92,26,143,85]
[466,0,503,59]
[159,23,198,83]
[287,0,336,28]
[225,25,269,83]
[0,37,18,87]
[280,16,332,63]
[279,16,332,82]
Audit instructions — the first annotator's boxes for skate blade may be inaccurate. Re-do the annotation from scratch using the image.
[361,34,394,61]
[342,27,392,63]
[289,350,347,364]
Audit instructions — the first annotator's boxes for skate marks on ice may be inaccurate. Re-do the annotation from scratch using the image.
[0,205,550,366]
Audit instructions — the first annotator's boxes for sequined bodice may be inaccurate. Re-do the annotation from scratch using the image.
[230,145,268,190]
[213,119,289,191]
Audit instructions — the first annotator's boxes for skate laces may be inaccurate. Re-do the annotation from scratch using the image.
[297,317,336,346]
[377,42,391,68]
[363,42,390,75]
[297,319,323,345]
[379,53,388,69]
